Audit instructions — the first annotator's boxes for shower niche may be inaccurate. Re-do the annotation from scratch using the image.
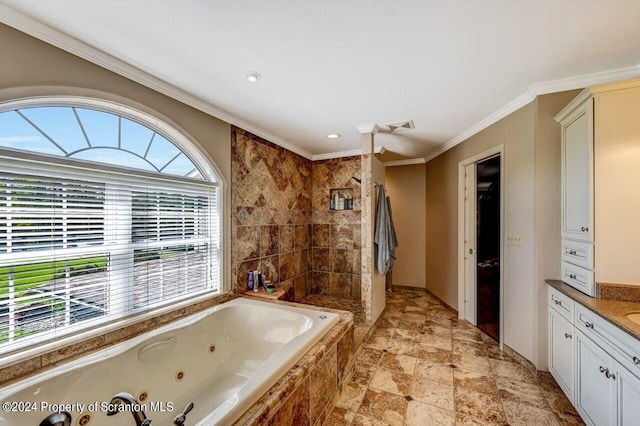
[329,188,354,210]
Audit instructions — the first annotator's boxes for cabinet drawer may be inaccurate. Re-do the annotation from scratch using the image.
[562,262,595,296]
[562,240,593,270]
[549,286,575,321]
[575,305,640,378]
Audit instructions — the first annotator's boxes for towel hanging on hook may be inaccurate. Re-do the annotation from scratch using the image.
[374,184,398,275]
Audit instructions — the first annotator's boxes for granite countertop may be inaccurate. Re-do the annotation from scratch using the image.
[547,279,640,341]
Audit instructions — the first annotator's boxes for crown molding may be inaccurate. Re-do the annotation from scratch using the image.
[423,90,536,163]
[530,65,640,96]
[356,123,381,134]
[384,158,426,167]
[424,64,640,163]
[4,4,639,165]
[312,145,384,161]
[0,4,314,160]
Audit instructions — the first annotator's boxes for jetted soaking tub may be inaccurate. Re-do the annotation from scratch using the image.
[0,297,340,425]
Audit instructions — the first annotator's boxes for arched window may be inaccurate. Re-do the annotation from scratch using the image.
[0,98,221,355]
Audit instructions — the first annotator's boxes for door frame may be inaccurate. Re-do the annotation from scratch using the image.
[457,145,505,347]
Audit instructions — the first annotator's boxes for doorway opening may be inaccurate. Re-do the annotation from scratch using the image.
[457,146,504,346]
[475,155,501,340]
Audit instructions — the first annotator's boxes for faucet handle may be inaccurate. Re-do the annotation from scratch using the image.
[173,402,194,426]
[39,412,72,426]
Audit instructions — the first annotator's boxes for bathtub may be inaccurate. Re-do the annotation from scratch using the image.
[0,297,340,426]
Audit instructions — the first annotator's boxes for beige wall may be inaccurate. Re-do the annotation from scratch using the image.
[594,86,640,285]
[385,164,427,288]
[0,23,233,287]
[425,90,579,367]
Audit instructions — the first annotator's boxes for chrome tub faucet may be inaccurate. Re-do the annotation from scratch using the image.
[106,392,151,426]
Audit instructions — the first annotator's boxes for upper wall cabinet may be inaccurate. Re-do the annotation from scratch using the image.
[559,98,593,243]
[556,78,640,291]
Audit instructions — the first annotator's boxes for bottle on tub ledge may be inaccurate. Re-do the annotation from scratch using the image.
[247,271,254,291]
[253,270,262,292]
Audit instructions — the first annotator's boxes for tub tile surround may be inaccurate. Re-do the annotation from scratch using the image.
[300,294,371,348]
[322,291,585,426]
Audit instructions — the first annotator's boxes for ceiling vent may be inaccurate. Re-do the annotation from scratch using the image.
[386,120,415,132]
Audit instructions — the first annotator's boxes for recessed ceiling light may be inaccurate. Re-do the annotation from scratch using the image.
[327,133,341,139]
[246,72,261,82]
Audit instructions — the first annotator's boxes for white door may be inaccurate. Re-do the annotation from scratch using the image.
[549,308,575,400]
[464,163,476,325]
[576,331,616,426]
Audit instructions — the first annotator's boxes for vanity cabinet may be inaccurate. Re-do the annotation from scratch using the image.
[549,285,640,426]
[556,94,595,295]
[575,329,640,426]
[558,98,593,243]
[549,287,575,399]
[616,361,640,425]
[549,308,575,399]
[575,330,616,426]
[555,78,640,293]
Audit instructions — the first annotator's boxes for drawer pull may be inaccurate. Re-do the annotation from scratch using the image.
[581,226,589,232]
[554,300,562,306]
[569,249,577,255]
[605,370,616,380]
[569,273,577,279]
[633,356,640,365]
[599,366,606,373]
[564,333,572,339]
[585,322,594,329]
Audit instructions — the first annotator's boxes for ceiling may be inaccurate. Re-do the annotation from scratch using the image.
[1,1,640,163]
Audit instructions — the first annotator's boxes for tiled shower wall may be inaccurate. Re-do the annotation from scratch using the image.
[231,128,363,302]
[310,157,362,301]
[231,127,312,300]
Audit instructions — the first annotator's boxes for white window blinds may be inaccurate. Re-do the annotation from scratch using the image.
[0,155,220,355]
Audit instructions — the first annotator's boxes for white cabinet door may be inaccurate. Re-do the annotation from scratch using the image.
[616,361,640,426]
[576,331,616,426]
[561,99,593,242]
[549,308,575,400]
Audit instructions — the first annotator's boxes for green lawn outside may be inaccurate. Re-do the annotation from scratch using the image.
[0,257,107,300]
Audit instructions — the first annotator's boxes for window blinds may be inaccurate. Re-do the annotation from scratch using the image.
[0,155,220,355]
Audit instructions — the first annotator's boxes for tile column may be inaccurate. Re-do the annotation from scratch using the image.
[357,124,385,323]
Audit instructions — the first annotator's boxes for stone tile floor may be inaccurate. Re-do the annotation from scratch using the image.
[318,290,585,426]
